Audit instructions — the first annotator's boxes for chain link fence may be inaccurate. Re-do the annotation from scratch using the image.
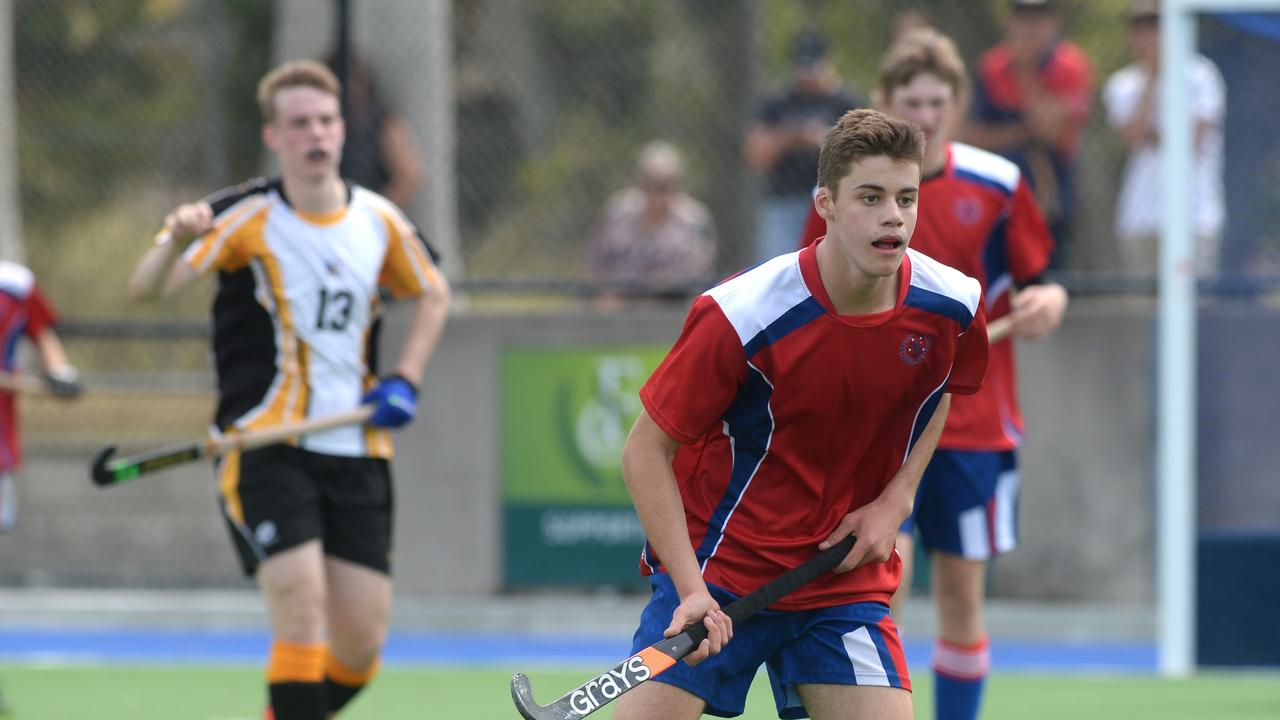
[13,0,1199,307]
[8,1,1280,587]
[24,0,1278,307]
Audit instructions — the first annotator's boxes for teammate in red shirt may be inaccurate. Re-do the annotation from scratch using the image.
[614,109,988,720]
[0,261,81,533]
[797,30,1068,720]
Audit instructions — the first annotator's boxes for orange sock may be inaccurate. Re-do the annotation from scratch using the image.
[266,641,327,720]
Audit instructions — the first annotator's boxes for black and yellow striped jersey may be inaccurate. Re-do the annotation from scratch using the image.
[183,177,441,459]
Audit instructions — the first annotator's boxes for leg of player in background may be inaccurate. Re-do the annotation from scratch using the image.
[930,554,991,720]
[324,557,391,714]
[258,541,330,720]
[0,471,16,533]
[0,472,12,717]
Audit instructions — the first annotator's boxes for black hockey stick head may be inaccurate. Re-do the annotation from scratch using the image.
[511,672,564,720]
[90,441,205,488]
[511,632,695,720]
[90,445,121,487]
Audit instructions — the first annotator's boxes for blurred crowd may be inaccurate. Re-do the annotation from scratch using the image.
[588,0,1225,304]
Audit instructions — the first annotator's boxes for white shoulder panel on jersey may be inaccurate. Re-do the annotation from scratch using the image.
[0,261,34,298]
[706,252,812,347]
[951,142,1021,194]
[907,248,982,317]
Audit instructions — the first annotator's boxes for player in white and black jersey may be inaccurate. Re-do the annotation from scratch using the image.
[128,60,450,720]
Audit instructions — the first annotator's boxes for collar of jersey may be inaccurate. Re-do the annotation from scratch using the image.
[799,241,910,328]
[275,180,352,226]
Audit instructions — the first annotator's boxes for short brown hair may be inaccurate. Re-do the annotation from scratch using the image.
[817,109,925,192]
[879,28,966,102]
[256,60,341,123]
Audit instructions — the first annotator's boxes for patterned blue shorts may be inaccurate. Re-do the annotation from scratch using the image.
[901,449,1020,560]
[630,573,910,718]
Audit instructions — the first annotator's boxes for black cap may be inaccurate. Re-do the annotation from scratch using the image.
[789,30,828,67]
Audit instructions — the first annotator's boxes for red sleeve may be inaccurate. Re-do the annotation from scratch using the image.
[1005,179,1054,282]
[22,283,59,338]
[946,301,988,396]
[1052,44,1094,122]
[639,295,747,444]
[797,202,826,250]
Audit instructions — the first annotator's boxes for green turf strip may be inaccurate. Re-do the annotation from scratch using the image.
[0,665,1277,719]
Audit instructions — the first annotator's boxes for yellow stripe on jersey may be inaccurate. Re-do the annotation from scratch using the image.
[218,448,244,525]
[184,199,270,275]
[357,328,394,459]
[236,233,307,433]
[371,205,441,299]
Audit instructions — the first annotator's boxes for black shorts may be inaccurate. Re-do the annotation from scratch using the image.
[217,444,393,576]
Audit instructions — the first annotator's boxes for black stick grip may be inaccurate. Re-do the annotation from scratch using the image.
[683,534,856,644]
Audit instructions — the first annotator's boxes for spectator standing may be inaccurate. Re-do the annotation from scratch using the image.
[589,141,716,303]
[744,30,864,264]
[1104,0,1225,275]
[328,53,425,209]
[965,0,1093,268]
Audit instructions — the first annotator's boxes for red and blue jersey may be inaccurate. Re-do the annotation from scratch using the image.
[973,40,1093,160]
[638,243,987,609]
[798,143,1054,451]
[0,262,58,472]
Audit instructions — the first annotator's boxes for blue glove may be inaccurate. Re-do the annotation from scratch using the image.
[362,374,417,428]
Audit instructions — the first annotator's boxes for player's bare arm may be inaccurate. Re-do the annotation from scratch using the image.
[127,200,211,301]
[1008,282,1068,340]
[820,393,953,573]
[389,272,451,387]
[743,123,785,173]
[33,329,81,398]
[621,410,732,665]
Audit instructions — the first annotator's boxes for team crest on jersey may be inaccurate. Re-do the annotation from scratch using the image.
[324,259,341,276]
[953,198,983,225]
[899,333,933,366]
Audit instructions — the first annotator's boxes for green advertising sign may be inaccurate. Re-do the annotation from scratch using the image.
[502,347,666,586]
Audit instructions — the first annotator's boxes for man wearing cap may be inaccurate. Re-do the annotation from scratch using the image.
[965,0,1093,269]
[744,29,865,265]
[1104,0,1226,276]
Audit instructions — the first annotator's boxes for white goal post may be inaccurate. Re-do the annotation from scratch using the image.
[1158,0,1280,678]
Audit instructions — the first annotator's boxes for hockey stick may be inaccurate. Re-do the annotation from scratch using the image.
[986,315,1014,344]
[0,372,51,395]
[90,405,374,487]
[510,533,858,720]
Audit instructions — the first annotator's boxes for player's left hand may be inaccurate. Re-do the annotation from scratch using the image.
[819,498,906,574]
[1009,282,1068,340]
[44,365,82,399]
[362,374,417,428]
